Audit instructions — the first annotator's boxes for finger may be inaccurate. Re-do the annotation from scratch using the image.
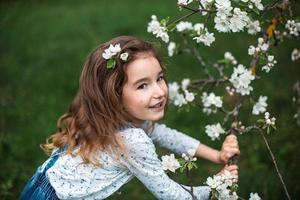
[225,142,239,148]
[226,165,238,170]
[224,148,240,158]
[226,134,237,140]
[230,170,238,176]
[223,140,238,148]
[226,152,233,158]
[229,147,240,155]
[225,138,238,145]
[225,146,240,154]
[233,178,238,183]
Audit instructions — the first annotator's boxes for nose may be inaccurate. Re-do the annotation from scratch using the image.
[153,83,165,99]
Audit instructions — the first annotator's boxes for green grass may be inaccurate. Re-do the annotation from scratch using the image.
[1,0,300,199]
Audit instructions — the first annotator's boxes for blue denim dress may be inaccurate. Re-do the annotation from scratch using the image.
[19,149,63,200]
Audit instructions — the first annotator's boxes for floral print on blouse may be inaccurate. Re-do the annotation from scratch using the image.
[46,123,211,199]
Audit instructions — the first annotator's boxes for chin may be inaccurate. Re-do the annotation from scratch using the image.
[150,112,165,122]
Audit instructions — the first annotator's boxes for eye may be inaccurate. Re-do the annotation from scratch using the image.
[157,75,164,82]
[137,83,147,90]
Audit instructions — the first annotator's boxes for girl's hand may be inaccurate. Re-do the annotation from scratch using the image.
[217,164,239,181]
[218,134,240,164]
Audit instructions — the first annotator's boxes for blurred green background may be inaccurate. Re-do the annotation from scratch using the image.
[1,0,299,199]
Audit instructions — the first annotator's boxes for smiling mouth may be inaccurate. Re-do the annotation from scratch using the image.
[149,100,165,109]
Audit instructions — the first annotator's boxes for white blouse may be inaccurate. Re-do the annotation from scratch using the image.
[46,123,211,199]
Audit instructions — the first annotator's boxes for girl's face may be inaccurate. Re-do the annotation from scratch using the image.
[122,54,168,126]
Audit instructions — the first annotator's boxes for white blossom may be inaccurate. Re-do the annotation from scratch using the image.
[168,82,180,100]
[260,43,269,51]
[168,42,176,57]
[249,192,261,200]
[257,37,269,51]
[199,0,213,15]
[205,123,226,140]
[214,7,231,32]
[226,86,235,96]
[169,80,195,106]
[215,0,232,10]
[193,23,205,34]
[248,45,256,55]
[206,176,222,189]
[291,48,300,61]
[247,20,261,35]
[248,38,270,57]
[202,92,223,114]
[176,21,193,32]
[251,0,264,10]
[224,52,237,65]
[206,170,238,200]
[157,30,170,43]
[264,112,276,125]
[229,64,255,95]
[262,55,277,73]
[242,0,263,10]
[182,149,197,162]
[181,78,190,90]
[120,52,129,61]
[147,15,169,43]
[178,0,193,6]
[285,19,300,36]
[184,90,195,102]
[229,8,249,32]
[147,15,161,34]
[187,149,196,157]
[264,111,270,119]
[174,93,187,107]
[252,96,268,115]
[102,44,121,60]
[161,154,180,173]
[193,31,215,46]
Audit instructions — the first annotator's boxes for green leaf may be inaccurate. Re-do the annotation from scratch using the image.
[107,59,116,69]
[253,8,260,15]
[267,126,270,134]
[160,17,170,26]
[257,119,265,123]
[271,125,277,130]
[187,162,193,170]
[262,124,267,129]
[217,59,227,64]
[192,162,198,169]
[169,24,177,32]
[180,165,186,173]
[178,158,186,166]
[189,32,197,37]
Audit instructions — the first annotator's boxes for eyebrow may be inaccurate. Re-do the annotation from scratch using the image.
[133,70,164,86]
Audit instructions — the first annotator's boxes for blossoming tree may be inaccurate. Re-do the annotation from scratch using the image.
[147,0,299,199]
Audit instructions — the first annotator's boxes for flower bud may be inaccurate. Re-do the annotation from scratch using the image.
[271,122,275,125]
[265,112,270,118]
[271,117,276,122]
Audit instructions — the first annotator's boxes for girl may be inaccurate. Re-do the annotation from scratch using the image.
[20,36,240,200]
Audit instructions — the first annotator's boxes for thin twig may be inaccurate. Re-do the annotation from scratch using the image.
[186,168,197,200]
[183,5,217,13]
[167,9,198,29]
[253,126,292,200]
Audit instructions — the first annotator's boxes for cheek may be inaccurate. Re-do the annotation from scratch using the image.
[139,99,144,103]
[163,82,169,95]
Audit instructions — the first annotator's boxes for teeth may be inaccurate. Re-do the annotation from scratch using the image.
[151,102,162,108]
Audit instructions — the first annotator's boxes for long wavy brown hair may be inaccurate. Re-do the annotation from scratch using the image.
[42,36,165,166]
